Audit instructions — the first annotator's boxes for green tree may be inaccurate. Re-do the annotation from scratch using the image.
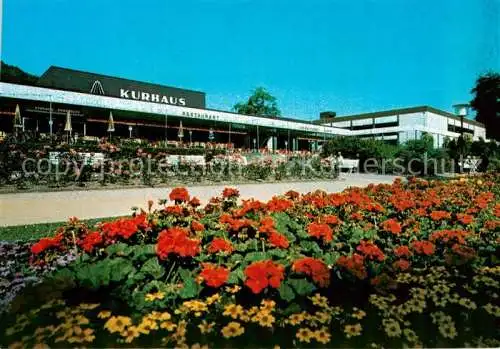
[233,87,281,117]
[0,61,39,86]
[470,72,500,140]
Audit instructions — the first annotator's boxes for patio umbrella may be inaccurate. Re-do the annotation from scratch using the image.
[13,104,23,129]
[64,111,72,132]
[107,111,115,133]
[178,120,184,140]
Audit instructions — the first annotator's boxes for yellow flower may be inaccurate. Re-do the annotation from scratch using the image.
[121,326,140,343]
[32,344,49,349]
[63,315,90,328]
[458,298,477,310]
[138,319,159,334]
[160,321,177,331]
[198,320,215,334]
[97,310,112,319]
[260,299,276,312]
[191,343,209,349]
[383,319,402,338]
[223,304,244,319]
[255,312,275,327]
[344,323,362,338]
[296,328,313,343]
[309,294,329,308]
[145,291,165,302]
[352,309,367,320]
[287,313,305,326]
[221,322,245,338]
[67,327,95,343]
[313,327,331,344]
[206,293,221,305]
[313,311,331,324]
[483,303,500,317]
[78,303,100,310]
[7,342,24,349]
[404,328,419,343]
[104,316,132,334]
[439,322,457,339]
[225,285,242,293]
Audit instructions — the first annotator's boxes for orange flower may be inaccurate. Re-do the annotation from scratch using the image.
[169,187,190,203]
[292,257,330,287]
[199,264,230,288]
[156,227,200,259]
[380,218,402,235]
[356,240,385,261]
[411,240,435,256]
[430,210,452,221]
[266,197,293,212]
[456,213,474,225]
[268,232,290,249]
[191,220,205,232]
[207,238,234,254]
[322,215,341,225]
[222,187,240,199]
[393,245,412,258]
[307,223,333,243]
[336,253,367,279]
[393,259,411,271]
[244,260,284,294]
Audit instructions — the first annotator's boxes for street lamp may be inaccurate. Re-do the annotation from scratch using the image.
[128,126,133,138]
[453,104,470,173]
[253,138,257,152]
[189,130,193,146]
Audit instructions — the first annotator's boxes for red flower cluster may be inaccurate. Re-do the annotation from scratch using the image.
[411,240,435,256]
[79,231,103,253]
[456,213,474,225]
[165,205,183,216]
[189,197,201,207]
[244,260,284,294]
[307,223,333,243]
[233,199,264,218]
[393,258,411,271]
[285,190,300,200]
[380,218,402,235]
[207,237,234,254]
[336,253,367,279]
[258,216,276,234]
[31,234,63,255]
[322,215,341,225]
[222,187,240,199]
[266,197,293,212]
[101,214,147,240]
[169,187,190,203]
[430,229,469,245]
[494,203,500,218]
[268,232,290,249]
[156,227,200,259]
[430,210,452,221]
[356,240,385,261]
[394,245,412,258]
[220,214,253,232]
[199,263,230,288]
[191,220,205,232]
[292,257,330,287]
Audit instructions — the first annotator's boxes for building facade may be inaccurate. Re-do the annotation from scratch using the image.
[318,106,486,147]
[0,66,486,150]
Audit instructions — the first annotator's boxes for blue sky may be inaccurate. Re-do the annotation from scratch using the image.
[2,0,499,120]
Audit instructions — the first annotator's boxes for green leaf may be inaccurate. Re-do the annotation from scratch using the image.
[323,252,340,266]
[283,303,301,315]
[244,251,270,262]
[288,278,316,296]
[129,244,156,262]
[105,243,130,256]
[141,257,165,279]
[178,268,201,299]
[300,241,322,254]
[278,283,295,302]
[227,267,245,284]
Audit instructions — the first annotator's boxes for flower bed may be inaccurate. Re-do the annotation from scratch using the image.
[1,175,500,348]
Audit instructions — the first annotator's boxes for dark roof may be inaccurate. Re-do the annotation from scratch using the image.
[315,106,484,127]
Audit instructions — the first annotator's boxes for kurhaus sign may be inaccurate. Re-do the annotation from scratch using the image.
[37,66,205,108]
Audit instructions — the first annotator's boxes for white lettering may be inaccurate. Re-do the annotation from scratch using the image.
[131,91,141,100]
[161,96,169,104]
[151,94,160,102]
[120,89,129,98]
[179,98,186,106]
[141,92,150,101]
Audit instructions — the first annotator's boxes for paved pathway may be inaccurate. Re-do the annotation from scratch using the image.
[0,174,398,227]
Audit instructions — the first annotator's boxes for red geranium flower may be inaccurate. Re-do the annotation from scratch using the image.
[268,231,290,249]
[259,216,276,234]
[244,260,284,294]
[430,210,451,221]
[394,245,412,258]
[322,215,341,225]
[31,234,63,255]
[411,240,435,256]
[79,231,103,253]
[456,213,474,225]
[165,205,184,216]
[356,240,385,261]
[207,238,234,254]
[189,197,201,207]
[199,264,230,288]
[266,197,293,212]
[307,223,333,243]
[101,214,147,240]
[222,187,240,199]
[292,257,330,287]
[169,187,190,203]
[191,220,205,232]
[393,258,411,271]
[285,190,300,200]
[156,227,200,259]
[336,253,367,279]
[380,218,402,235]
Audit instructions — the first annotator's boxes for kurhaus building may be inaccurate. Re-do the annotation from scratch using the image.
[0,65,486,150]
